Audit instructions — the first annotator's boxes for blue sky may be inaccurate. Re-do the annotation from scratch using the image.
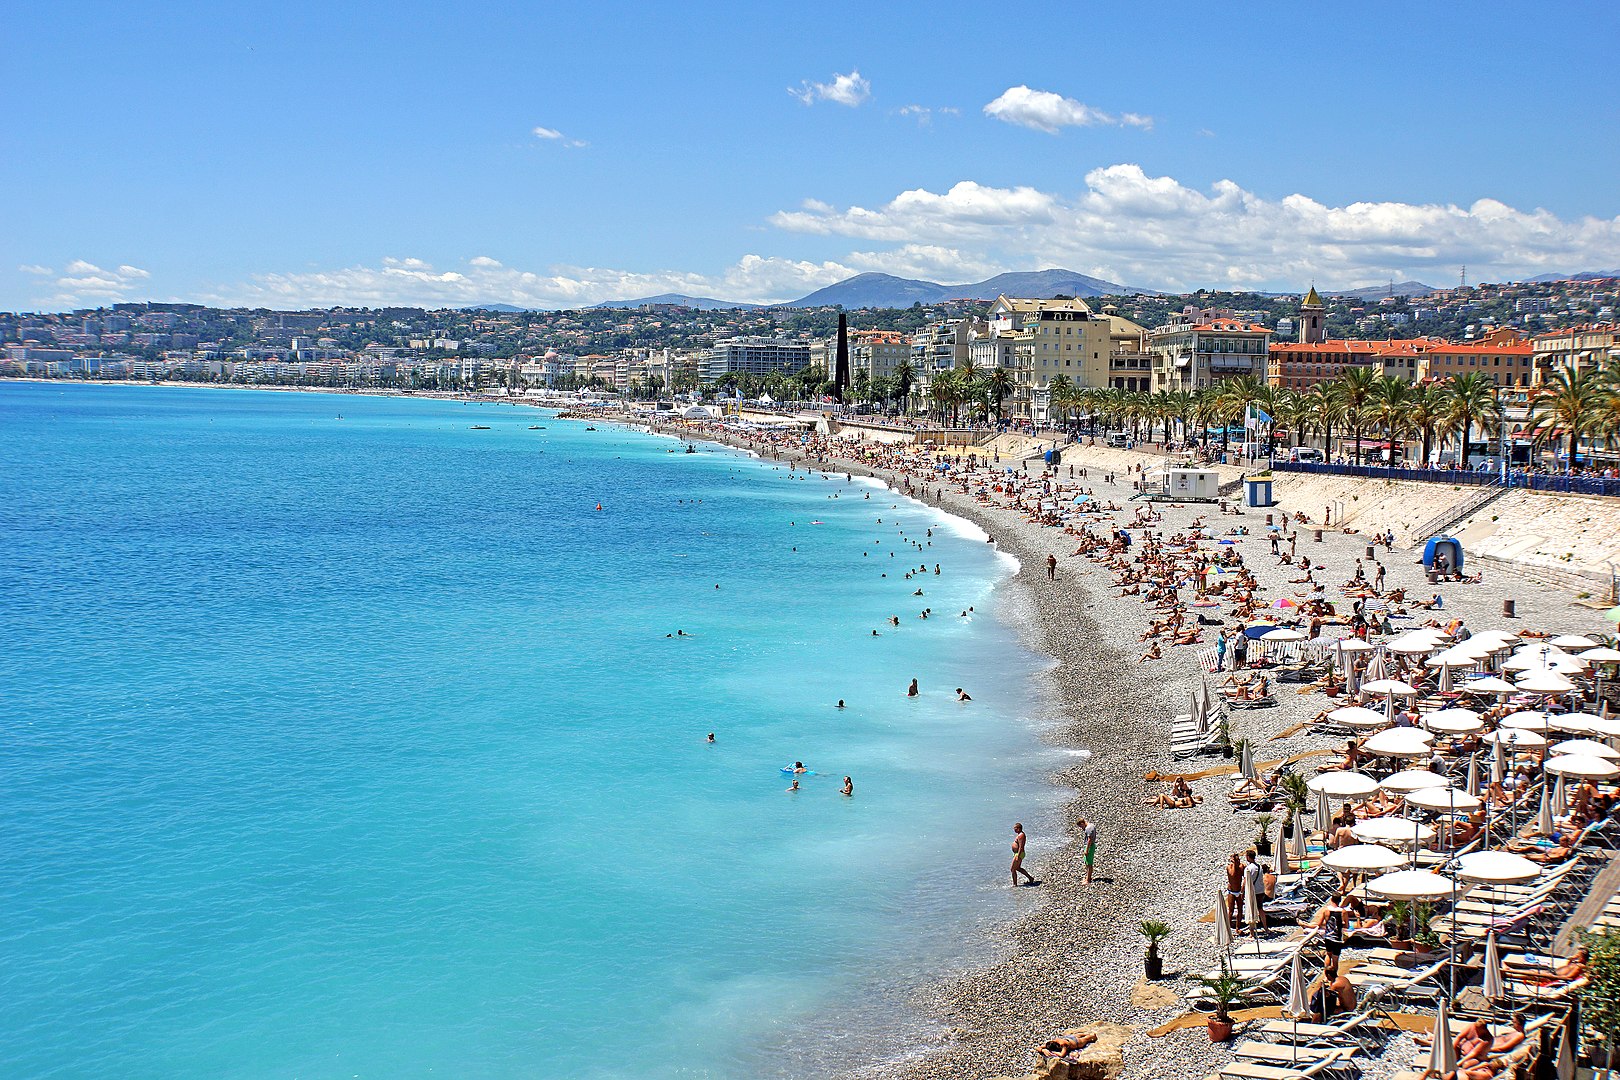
[6,0,1619,310]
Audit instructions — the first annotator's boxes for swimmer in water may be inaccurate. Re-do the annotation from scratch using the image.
[706,733,715,743]
[907,678,919,697]
[841,776,853,796]
[792,761,807,774]
[957,688,972,701]
[786,779,800,793]
[836,699,846,709]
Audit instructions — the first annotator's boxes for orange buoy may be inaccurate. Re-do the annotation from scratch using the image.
[596,503,603,511]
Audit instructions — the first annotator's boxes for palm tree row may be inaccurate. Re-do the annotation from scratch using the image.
[1039,365,1620,470]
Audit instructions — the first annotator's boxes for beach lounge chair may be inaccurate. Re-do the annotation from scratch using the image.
[1253,1006,1384,1052]
[1211,1056,1345,1080]
[1343,955,1448,1006]
[1231,1041,1357,1069]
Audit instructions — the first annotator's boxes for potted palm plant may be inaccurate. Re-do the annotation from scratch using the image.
[1388,899,1414,951]
[1254,813,1276,857]
[1195,966,1246,1042]
[1412,901,1439,956]
[1217,715,1234,758]
[1139,919,1171,980]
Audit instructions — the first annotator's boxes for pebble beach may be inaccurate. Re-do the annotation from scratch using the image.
[638,413,1593,1080]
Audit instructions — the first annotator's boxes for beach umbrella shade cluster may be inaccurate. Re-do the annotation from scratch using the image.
[1363,728,1434,758]
[1321,844,1404,873]
[1380,768,1450,794]
[1328,705,1388,730]
[1352,818,1435,848]
[1309,771,1380,798]
[1404,786,1483,813]
[1545,754,1620,780]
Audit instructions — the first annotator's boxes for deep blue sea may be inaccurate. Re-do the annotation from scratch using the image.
[0,382,1062,1079]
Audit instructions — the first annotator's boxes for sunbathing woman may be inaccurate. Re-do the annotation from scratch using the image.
[1147,776,1202,809]
[1138,641,1163,662]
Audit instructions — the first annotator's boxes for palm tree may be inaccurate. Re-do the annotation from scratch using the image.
[985,366,1014,421]
[1530,366,1606,472]
[1337,366,1379,464]
[1304,384,1344,458]
[893,359,917,416]
[1046,374,1074,429]
[928,368,961,425]
[1442,371,1502,465]
[1370,376,1412,462]
[1404,382,1447,466]
[1164,389,1196,444]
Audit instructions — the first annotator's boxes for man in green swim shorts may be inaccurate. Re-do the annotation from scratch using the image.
[1080,817,1097,884]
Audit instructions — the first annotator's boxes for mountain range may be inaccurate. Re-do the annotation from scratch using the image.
[1326,281,1439,299]
[598,268,1144,311]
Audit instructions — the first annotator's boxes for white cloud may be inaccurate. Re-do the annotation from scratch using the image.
[897,105,931,124]
[532,125,586,148]
[983,86,1152,133]
[790,70,870,107]
[195,254,857,309]
[845,244,996,283]
[769,164,1620,292]
[27,261,154,305]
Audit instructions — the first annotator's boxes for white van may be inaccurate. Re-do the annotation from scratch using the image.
[1288,447,1324,464]
[1106,432,1129,449]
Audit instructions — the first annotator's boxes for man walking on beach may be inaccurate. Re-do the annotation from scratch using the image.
[1046,554,1057,580]
[1011,823,1036,886]
[1079,817,1098,884]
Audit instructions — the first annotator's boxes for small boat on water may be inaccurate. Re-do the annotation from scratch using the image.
[528,425,543,430]
[585,426,597,431]
[470,425,490,430]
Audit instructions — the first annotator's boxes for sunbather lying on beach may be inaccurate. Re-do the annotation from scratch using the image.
[1034,1032,1096,1061]
[1147,776,1202,809]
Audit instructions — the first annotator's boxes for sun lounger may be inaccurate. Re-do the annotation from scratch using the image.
[1232,1041,1357,1067]
[1343,956,1448,1006]
[1253,1008,1381,1051]
[1212,1057,1345,1080]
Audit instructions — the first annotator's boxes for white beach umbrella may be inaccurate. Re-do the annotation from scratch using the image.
[1501,710,1555,732]
[1405,786,1483,813]
[1328,705,1388,729]
[1545,753,1620,780]
[1550,712,1608,735]
[1427,995,1458,1079]
[1214,887,1232,952]
[1334,637,1376,653]
[1362,678,1419,696]
[1438,663,1455,695]
[1482,931,1505,1002]
[1283,949,1310,1058]
[1517,670,1578,694]
[1491,745,1506,786]
[1468,629,1521,649]
[1455,850,1541,885]
[1366,868,1454,901]
[1550,739,1620,760]
[1363,728,1434,758]
[1309,771,1380,798]
[1425,709,1484,734]
[1580,646,1620,663]
[1426,648,1478,669]
[1243,864,1263,943]
[1352,818,1435,848]
[1551,635,1600,649]
[1484,727,1547,749]
[1537,786,1554,836]
[1262,628,1306,643]
[1321,844,1405,873]
[1504,648,1586,674]
[1461,676,1518,695]
[1364,650,1389,683]
[1288,812,1307,863]
[1381,768,1450,793]
[1580,714,1620,738]
[1466,753,1480,796]
[1239,740,1256,781]
[1315,789,1333,836]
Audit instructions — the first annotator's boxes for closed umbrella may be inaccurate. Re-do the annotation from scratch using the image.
[1427,995,1458,1079]
[1439,663,1455,694]
[1482,931,1504,1002]
[1554,774,1568,817]
[1214,887,1232,952]
[1239,740,1256,781]
[1537,785,1554,836]
[1243,862,1262,944]
[1284,950,1310,1060]
[1365,649,1388,683]
[1315,789,1333,836]
[1466,754,1480,796]
[1288,812,1307,864]
[1490,744,1506,786]
[1309,771,1380,798]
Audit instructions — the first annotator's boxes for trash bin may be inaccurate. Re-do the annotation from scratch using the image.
[1313,529,1323,543]
[1503,599,1516,619]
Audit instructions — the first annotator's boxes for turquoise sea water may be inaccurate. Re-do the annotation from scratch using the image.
[0,383,1059,1079]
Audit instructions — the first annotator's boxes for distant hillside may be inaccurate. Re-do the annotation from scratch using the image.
[462,302,529,312]
[1327,281,1437,299]
[1524,270,1620,284]
[785,267,1141,309]
[592,293,761,311]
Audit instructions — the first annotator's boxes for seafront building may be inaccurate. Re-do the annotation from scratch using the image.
[848,329,912,382]
[1145,309,1273,392]
[701,337,811,382]
[1532,323,1620,378]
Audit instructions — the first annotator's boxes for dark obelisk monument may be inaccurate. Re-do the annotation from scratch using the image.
[833,312,850,401]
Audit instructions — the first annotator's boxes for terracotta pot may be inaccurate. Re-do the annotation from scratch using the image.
[1207,1018,1234,1043]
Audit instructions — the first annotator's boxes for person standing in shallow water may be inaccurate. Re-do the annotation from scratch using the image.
[1080,817,1098,884]
[906,678,919,697]
[1011,822,1036,886]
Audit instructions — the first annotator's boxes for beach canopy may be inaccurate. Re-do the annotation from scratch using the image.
[1469,630,1520,647]
[1549,712,1609,735]
[1503,647,1586,674]
[1580,647,1620,663]
[1576,714,1620,738]
[1352,818,1435,847]
[1461,676,1518,695]
[1483,728,1547,749]
[1500,710,1555,732]
[1552,635,1601,649]
[1362,678,1419,696]
[1321,844,1405,872]
[1425,648,1479,668]
[1366,868,1453,901]
[1327,705,1388,729]
[1545,753,1620,779]
[1550,739,1620,760]
[1424,709,1484,734]
[1261,627,1306,642]
[1363,728,1434,757]
[1380,768,1450,793]
[1309,770,1380,798]
[1404,786,1483,812]
[1518,671,1580,694]
[1453,851,1541,885]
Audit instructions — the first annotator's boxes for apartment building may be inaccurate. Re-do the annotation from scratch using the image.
[1146,310,1271,391]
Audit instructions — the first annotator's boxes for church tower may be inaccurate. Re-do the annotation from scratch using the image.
[1298,285,1325,344]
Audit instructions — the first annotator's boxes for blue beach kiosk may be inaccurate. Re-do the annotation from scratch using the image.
[1244,472,1274,508]
[1422,536,1464,575]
